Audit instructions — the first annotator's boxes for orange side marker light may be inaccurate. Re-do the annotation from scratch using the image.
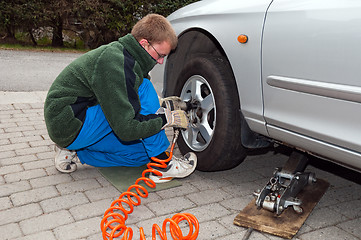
[237,34,248,44]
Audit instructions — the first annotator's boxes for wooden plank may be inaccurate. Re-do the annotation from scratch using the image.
[234,178,329,239]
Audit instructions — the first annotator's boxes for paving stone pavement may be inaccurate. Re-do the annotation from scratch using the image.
[0,92,360,240]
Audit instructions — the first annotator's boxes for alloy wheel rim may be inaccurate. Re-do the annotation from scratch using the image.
[180,75,216,151]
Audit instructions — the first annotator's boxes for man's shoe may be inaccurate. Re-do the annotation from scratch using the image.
[149,152,197,183]
[54,146,78,173]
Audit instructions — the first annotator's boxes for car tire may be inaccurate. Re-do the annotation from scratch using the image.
[172,55,247,171]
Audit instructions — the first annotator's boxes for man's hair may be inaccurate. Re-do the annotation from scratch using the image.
[131,14,178,50]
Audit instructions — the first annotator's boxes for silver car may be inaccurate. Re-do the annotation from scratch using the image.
[151,0,361,173]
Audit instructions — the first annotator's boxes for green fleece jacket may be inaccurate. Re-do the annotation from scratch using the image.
[44,34,164,147]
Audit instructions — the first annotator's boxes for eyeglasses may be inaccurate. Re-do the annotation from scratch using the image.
[148,42,167,60]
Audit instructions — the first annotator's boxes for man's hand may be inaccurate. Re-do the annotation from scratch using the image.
[157,107,189,129]
[160,96,186,111]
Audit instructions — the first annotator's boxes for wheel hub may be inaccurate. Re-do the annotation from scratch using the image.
[188,100,202,126]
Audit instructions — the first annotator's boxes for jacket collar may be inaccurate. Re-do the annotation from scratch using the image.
[118,34,157,77]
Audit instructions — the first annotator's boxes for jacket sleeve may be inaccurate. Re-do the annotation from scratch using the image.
[90,44,163,141]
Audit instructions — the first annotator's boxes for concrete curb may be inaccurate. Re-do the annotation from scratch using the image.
[0,91,47,104]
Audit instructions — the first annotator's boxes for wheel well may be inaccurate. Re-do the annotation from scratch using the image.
[164,29,229,97]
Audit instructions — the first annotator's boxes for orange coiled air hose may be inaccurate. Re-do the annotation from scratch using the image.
[100,130,199,240]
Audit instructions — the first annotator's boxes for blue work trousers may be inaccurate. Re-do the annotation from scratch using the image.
[67,78,169,167]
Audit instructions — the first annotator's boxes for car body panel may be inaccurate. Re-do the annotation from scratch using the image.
[262,0,361,168]
[150,0,361,172]
[166,0,273,136]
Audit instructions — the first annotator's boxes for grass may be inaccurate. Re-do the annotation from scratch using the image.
[0,34,88,53]
[0,42,88,53]
[0,44,88,53]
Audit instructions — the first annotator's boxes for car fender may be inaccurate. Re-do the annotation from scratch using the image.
[154,0,274,137]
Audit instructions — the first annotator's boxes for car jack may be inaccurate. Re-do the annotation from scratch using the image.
[253,151,317,215]
[234,150,329,239]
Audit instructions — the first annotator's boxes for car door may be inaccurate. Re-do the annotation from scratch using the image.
[261,0,361,166]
